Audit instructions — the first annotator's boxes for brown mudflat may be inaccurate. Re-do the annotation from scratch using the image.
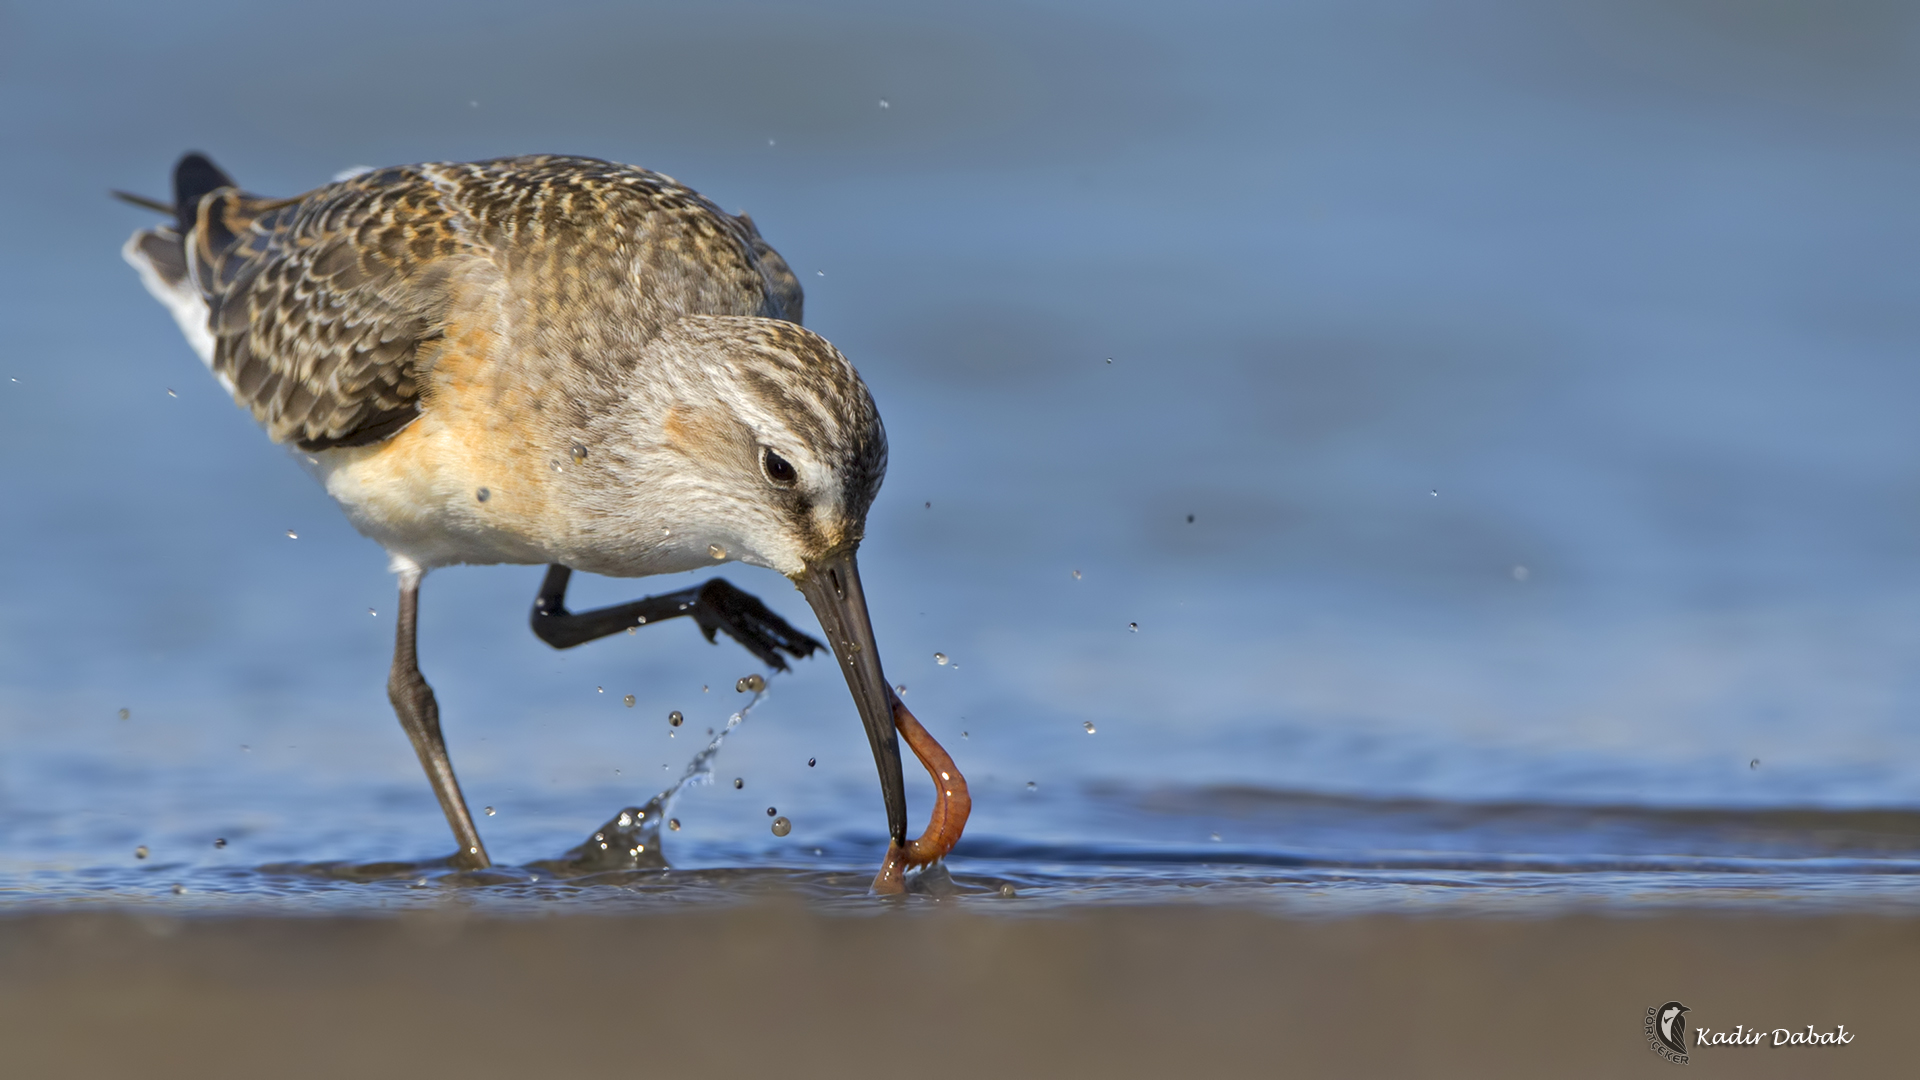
[1,906,1912,1079]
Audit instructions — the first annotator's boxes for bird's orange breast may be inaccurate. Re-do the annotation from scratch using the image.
[309,287,573,568]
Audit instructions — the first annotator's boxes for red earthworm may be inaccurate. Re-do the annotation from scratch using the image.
[871,689,971,894]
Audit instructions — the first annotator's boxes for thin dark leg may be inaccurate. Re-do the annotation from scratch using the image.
[389,567,490,869]
[530,564,822,669]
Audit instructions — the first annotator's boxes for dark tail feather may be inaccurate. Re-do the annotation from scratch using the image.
[173,152,235,230]
[111,189,174,214]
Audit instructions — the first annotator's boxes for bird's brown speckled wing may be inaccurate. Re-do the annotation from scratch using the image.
[177,155,804,450]
[187,166,472,449]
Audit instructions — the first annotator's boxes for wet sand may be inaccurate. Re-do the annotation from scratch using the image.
[2,906,1911,1078]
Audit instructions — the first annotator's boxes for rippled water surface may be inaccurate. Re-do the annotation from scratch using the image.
[4,0,1920,914]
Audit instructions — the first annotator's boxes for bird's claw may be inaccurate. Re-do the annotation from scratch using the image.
[691,578,824,671]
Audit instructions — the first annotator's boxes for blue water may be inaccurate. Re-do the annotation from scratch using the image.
[4,0,1920,911]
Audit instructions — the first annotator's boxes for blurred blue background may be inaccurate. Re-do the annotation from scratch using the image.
[3,0,1919,894]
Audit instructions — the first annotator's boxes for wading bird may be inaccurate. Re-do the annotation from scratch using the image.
[117,153,912,869]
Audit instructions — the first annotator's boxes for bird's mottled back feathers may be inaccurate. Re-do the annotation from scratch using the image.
[130,154,806,450]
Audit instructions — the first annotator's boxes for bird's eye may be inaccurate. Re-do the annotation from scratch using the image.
[762,447,798,486]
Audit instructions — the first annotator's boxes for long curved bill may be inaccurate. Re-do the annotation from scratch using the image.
[797,548,907,845]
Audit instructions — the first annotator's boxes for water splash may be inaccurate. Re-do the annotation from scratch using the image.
[537,686,770,875]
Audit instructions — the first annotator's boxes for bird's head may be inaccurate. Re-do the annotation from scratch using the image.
[590,314,906,841]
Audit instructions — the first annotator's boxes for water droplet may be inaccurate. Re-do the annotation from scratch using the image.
[961,732,968,739]
[597,686,604,693]
[617,812,633,827]
[1187,514,1195,523]
[733,778,744,789]
[213,838,227,849]
[737,673,766,693]
[368,608,377,616]
[550,460,564,473]
[476,487,490,502]
[878,99,890,109]
[895,684,907,694]
[668,710,683,726]
[485,806,496,816]
[709,543,728,559]
[771,816,792,836]
[998,883,1017,898]
[1210,832,1222,842]
[286,530,297,539]
[1430,489,1438,497]
[1750,758,1761,770]
[669,818,681,831]
[171,883,186,895]
[766,806,778,817]
[1026,781,1036,791]
[934,652,949,665]
[134,845,149,859]
[570,444,588,464]
[166,388,176,397]
[1072,570,1081,579]
[924,501,931,509]
[1106,357,1113,364]
[1083,721,1096,734]
[117,708,130,721]
[1511,565,1530,582]
[807,757,816,767]
[626,626,636,635]
[623,694,635,707]
[1128,622,1138,632]
[240,744,250,752]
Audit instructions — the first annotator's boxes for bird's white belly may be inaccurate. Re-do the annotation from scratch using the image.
[301,410,726,579]
[304,447,552,570]
[299,397,561,570]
